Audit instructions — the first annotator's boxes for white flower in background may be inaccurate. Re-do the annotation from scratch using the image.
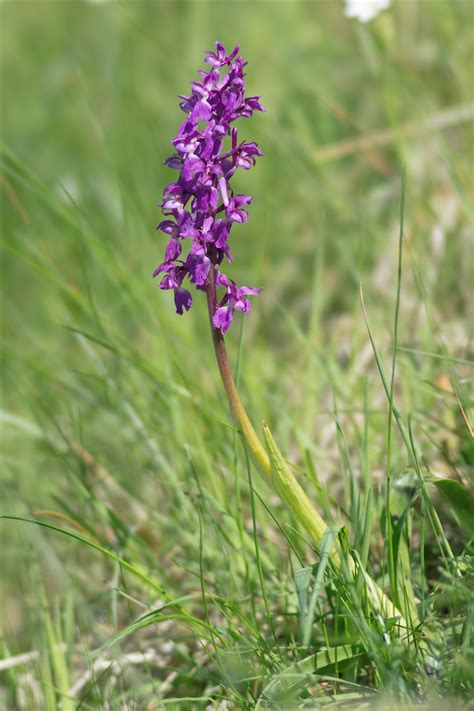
[345,0,391,23]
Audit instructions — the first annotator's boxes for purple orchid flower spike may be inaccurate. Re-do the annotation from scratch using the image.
[153,41,264,334]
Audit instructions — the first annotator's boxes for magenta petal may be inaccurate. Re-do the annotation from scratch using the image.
[213,306,233,334]
[239,286,263,296]
[234,297,251,314]
[165,238,181,261]
[216,272,230,288]
[192,99,212,121]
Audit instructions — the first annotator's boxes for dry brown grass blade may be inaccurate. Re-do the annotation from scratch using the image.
[313,103,474,163]
[70,442,161,550]
[0,173,30,225]
[32,510,95,540]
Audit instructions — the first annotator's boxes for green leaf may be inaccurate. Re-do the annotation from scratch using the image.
[261,422,329,554]
[295,566,313,640]
[303,528,339,647]
[255,645,365,708]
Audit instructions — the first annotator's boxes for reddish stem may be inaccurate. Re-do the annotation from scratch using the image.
[206,266,270,475]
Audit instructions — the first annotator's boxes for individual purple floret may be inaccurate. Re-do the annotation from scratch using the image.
[153,41,264,334]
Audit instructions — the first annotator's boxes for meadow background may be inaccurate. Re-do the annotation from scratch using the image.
[1,0,473,708]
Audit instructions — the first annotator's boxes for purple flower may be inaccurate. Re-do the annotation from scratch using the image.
[226,194,252,223]
[165,238,181,261]
[174,288,192,315]
[204,42,240,68]
[186,254,211,287]
[153,41,264,333]
[212,272,262,333]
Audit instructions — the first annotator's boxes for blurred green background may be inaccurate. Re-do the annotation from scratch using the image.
[1,0,473,705]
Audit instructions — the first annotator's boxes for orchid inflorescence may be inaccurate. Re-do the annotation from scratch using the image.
[153,41,264,334]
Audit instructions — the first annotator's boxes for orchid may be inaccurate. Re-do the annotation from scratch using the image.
[152,42,404,633]
[154,41,264,333]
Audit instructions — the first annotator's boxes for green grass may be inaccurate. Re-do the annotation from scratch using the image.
[1,0,473,708]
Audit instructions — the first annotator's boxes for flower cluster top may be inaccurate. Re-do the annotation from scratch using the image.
[153,42,264,334]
